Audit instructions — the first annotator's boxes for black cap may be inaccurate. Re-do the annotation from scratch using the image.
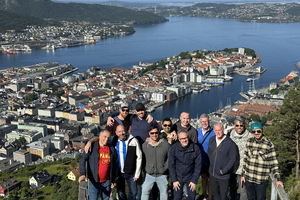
[135,103,145,110]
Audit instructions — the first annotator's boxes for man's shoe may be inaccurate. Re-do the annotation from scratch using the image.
[109,196,115,200]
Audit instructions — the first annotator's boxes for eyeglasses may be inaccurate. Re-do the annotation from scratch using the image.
[121,109,129,112]
[179,137,188,141]
[252,130,262,134]
[235,124,244,127]
[163,124,172,127]
[136,109,145,112]
[149,132,159,135]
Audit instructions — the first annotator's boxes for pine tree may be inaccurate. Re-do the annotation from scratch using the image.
[264,88,300,178]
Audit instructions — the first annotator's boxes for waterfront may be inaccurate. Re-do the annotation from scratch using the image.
[1,16,300,119]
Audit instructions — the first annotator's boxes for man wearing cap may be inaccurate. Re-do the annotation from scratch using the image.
[241,122,283,200]
[228,117,253,200]
[106,102,132,136]
[131,103,160,145]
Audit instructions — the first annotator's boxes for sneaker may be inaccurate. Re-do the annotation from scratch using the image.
[109,196,115,200]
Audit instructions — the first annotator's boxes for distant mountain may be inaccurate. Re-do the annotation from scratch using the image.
[0,9,61,33]
[0,0,168,24]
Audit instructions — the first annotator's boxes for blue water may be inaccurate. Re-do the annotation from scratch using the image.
[1,17,300,119]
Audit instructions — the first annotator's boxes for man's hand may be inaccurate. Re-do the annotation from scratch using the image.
[78,175,87,183]
[145,137,150,142]
[133,177,138,181]
[106,116,114,127]
[220,170,223,174]
[171,131,177,140]
[146,114,153,123]
[173,181,180,191]
[84,141,92,154]
[241,176,245,186]
[111,183,116,189]
[189,182,196,191]
[276,181,284,188]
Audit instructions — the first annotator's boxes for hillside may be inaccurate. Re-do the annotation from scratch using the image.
[0,9,61,33]
[0,0,168,24]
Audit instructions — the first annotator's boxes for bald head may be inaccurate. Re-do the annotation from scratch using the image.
[116,125,126,141]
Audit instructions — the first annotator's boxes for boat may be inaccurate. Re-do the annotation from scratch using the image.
[224,75,233,81]
[192,89,199,93]
[246,78,253,82]
[146,107,155,113]
[42,44,56,50]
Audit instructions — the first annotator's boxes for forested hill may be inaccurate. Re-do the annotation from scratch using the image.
[0,0,168,24]
[0,9,61,33]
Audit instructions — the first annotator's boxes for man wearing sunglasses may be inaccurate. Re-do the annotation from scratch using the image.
[160,117,176,144]
[228,117,253,200]
[241,122,283,200]
[141,125,171,200]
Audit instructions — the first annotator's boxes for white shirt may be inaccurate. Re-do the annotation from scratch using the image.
[216,135,226,147]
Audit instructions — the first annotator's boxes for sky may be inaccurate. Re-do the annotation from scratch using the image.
[54,0,300,3]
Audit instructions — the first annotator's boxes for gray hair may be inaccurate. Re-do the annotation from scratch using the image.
[200,113,209,121]
[234,117,245,124]
[177,130,188,138]
[213,122,224,129]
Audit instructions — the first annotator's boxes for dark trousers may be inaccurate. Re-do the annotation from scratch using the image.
[229,174,248,200]
[116,172,137,200]
[173,181,196,200]
[210,175,229,200]
[245,180,268,200]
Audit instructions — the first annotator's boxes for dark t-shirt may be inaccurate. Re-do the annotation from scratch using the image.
[105,115,131,136]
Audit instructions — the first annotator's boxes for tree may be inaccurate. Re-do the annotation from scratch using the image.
[249,113,260,122]
[264,88,300,178]
[26,92,38,102]
[19,136,26,146]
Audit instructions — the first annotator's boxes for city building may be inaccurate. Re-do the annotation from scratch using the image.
[26,141,49,161]
[29,170,51,189]
[67,167,80,181]
[13,150,32,165]
[0,177,20,197]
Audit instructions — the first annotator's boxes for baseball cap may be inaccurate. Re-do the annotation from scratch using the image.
[251,122,262,130]
[135,103,145,110]
[121,102,128,108]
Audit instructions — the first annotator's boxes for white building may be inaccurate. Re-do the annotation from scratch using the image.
[151,92,165,102]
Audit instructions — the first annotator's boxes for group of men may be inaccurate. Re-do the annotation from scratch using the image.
[79,102,283,200]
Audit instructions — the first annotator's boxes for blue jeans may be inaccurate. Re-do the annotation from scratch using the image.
[141,174,168,200]
[245,180,268,200]
[173,181,196,200]
[88,180,111,200]
[117,172,137,200]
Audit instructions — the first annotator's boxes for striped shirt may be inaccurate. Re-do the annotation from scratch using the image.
[242,136,281,184]
[115,139,129,173]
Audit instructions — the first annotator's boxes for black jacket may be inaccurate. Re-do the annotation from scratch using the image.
[169,140,202,184]
[79,142,119,184]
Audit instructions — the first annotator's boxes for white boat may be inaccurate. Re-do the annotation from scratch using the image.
[146,107,155,112]
[246,78,253,82]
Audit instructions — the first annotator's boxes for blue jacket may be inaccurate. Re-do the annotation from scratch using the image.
[197,126,215,165]
[169,141,202,184]
[207,135,237,180]
[79,142,119,184]
[131,115,159,144]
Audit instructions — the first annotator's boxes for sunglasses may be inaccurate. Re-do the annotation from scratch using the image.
[121,109,129,112]
[163,124,172,127]
[149,132,159,135]
[179,137,188,141]
[136,109,145,112]
[235,124,244,127]
[252,130,262,134]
